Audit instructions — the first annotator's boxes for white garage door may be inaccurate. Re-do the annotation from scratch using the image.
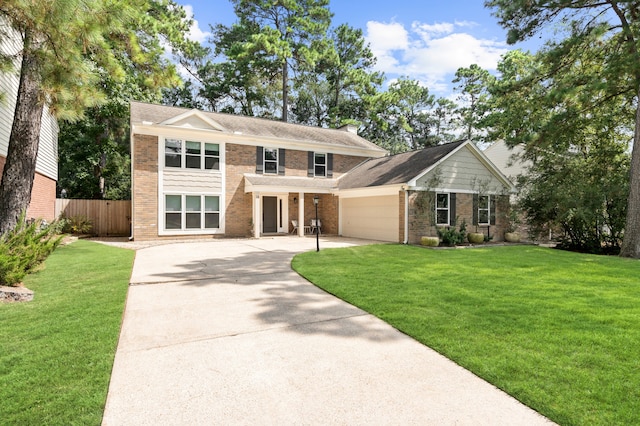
[341,195,399,242]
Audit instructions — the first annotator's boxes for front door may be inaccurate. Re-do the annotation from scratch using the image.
[263,196,278,233]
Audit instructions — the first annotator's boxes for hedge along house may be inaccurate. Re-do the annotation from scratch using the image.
[336,140,517,244]
[130,102,515,243]
[0,19,58,222]
[130,101,387,241]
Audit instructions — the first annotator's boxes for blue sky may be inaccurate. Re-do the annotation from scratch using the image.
[176,0,540,96]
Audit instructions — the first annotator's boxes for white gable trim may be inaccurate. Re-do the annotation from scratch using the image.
[408,140,516,193]
[160,109,227,132]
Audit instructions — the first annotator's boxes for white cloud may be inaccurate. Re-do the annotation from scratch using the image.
[365,20,508,95]
[182,5,211,43]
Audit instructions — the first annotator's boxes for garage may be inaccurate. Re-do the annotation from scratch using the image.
[341,195,399,242]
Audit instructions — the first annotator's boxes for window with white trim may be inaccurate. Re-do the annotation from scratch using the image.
[436,193,450,225]
[164,139,220,170]
[478,195,491,225]
[314,152,327,177]
[164,195,220,230]
[264,148,278,174]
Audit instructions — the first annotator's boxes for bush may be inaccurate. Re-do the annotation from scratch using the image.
[420,236,440,247]
[60,215,93,235]
[0,217,62,286]
[437,219,467,246]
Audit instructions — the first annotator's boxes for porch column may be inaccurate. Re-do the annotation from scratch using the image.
[253,192,261,239]
[298,192,305,237]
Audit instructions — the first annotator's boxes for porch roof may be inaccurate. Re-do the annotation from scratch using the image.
[243,174,338,194]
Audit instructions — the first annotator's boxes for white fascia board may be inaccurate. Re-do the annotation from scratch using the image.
[336,184,404,199]
[132,123,386,158]
[244,182,335,194]
[160,109,227,132]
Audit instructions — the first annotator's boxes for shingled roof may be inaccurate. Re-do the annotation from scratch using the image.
[338,140,466,190]
[130,101,386,154]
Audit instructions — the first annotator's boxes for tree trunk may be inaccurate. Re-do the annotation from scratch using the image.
[0,34,45,235]
[282,61,288,122]
[620,92,640,257]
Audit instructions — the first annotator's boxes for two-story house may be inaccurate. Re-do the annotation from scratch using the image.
[130,101,515,243]
[0,19,58,222]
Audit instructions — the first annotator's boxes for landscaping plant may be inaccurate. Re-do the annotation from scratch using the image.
[0,216,62,286]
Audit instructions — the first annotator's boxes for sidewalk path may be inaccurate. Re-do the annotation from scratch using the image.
[102,237,554,425]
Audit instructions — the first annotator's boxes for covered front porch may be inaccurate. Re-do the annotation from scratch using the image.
[243,174,339,238]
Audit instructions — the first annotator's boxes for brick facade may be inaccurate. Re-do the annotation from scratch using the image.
[132,134,159,240]
[407,191,509,244]
[0,155,56,222]
[225,143,256,237]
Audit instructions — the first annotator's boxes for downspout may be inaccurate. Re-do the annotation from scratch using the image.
[403,188,409,244]
[128,123,134,241]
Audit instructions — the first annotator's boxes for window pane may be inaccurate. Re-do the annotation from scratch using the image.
[186,141,201,155]
[479,195,489,209]
[264,161,278,174]
[314,153,326,165]
[186,196,201,212]
[264,148,278,161]
[186,155,200,169]
[479,210,489,224]
[205,143,219,156]
[315,165,326,177]
[166,195,181,212]
[205,196,219,211]
[436,193,448,209]
[437,210,449,225]
[165,213,181,229]
[186,213,200,229]
[205,213,219,228]
[165,139,181,153]
[205,157,219,170]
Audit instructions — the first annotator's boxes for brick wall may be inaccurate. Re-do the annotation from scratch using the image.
[225,143,255,237]
[0,155,56,222]
[132,134,159,240]
[407,191,508,244]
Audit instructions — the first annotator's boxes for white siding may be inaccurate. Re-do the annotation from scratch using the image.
[0,19,58,180]
[417,146,505,193]
[162,168,222,193]
[341,195,399,242]
[483,140,528,183]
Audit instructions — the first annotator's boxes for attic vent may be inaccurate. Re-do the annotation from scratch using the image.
[338,124,358,134]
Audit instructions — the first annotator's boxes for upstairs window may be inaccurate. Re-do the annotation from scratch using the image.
[165,139,182,168]
[264,148,278,174]
[164,139,220,170]
[314,153,327,177]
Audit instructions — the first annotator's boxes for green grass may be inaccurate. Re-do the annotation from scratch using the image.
[293,245,640,426]
[0,240,134,425]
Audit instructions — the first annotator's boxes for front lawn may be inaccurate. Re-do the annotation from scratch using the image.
[0,240,134,425]
[292,245,640,426]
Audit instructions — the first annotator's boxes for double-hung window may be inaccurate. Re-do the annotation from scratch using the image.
[164,195,220,231]
[264,148,278,174]
[314,153,327,177]
[165,139,220,170]
[478,195,491,225]
[436,193,450,226]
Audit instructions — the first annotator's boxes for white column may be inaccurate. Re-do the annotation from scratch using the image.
[253,192,261,239]
[298,192,305,237]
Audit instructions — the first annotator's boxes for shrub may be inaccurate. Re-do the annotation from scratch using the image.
[437,219,467,246]
[60,215,93,235]
[0,217,62,286]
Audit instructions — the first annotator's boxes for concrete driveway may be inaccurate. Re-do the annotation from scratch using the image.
[102,237,554,425]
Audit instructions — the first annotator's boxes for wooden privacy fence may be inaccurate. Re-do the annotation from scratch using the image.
[55,199,131,237]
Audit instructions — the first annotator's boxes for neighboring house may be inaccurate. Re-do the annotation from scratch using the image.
[130,101,515,243]
[483,140,528,184]
[0,19,59,222]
